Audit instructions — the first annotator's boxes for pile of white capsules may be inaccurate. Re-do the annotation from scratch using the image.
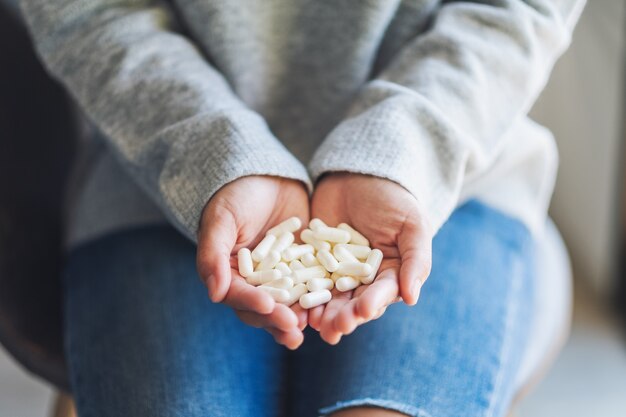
[237,217,383,309]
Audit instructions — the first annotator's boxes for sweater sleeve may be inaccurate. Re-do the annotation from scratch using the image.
[309,0,585,233]
[19,0,311,242]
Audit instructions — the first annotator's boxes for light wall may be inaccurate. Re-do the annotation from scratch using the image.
[530,1,625,297]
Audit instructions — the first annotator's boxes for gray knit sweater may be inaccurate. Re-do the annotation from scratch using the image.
[19,0,584,247]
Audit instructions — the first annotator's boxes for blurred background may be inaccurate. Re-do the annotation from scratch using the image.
[1,1,625,416]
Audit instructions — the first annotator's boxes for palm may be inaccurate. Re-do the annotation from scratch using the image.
[198,176,310,349]
[309,174,432,344]
[227,177,309,251]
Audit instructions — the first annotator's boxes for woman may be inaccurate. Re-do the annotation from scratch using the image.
[20,0,584,416]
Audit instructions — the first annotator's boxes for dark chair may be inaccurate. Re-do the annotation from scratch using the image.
[0,0,76,396]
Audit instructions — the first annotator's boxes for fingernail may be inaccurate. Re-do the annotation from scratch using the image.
[410,279,422,304]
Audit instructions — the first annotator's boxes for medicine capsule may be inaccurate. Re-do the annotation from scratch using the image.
[335,262,372,277]
[262,276,294,289]
[271,232,295,253]
[281,283,308,306]
[300,229,332,252]
[251,234,277,262]
[361,248,383,284]
[307,277,334,292]
[333,245,359,263]
[292,265,327,284]
[255,250,281,271]
[314,227,351,244]
[299,289,332,309]
[289,259,305,271]
[301,252,320,267]
[282,244,314,262]
[266,217,302,236]
[339,243,372,259]
[246,269,281,286]
[274,262,292,277]
[316,249,339,272]
[237,248,254,278]
[258,286,290,303]
[335,276,360,292]
[308,218,327,231]
[337,223,370,246]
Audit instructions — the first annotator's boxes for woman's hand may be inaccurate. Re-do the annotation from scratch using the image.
[309,173,433,344]
[197,176,310,349]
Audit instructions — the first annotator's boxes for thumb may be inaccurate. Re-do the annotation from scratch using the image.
[398,219,432,305]
[197,206,238,303]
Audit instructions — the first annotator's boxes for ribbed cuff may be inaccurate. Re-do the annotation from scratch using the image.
[157,109,312,242]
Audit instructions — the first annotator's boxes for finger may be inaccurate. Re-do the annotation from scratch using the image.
[266,327,304,350]
[319,291,352,345]
[331,283,372,335]
[336,292,397,336]
[398,220,432,305]
[197,208,238,302]
[308,305,325,331]
[334,298,365,335]
[236,303,299,332]
[355,269,399,320]
[336,289,400,335]
[352,283,369,298]
[223,276,275,314]
[290,303,309,331]
[371,305,388,321]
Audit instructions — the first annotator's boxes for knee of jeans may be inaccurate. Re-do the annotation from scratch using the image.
[328,407,411,417]
[319,399,431,417]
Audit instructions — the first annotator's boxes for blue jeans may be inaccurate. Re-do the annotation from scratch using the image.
[63,200,535,417]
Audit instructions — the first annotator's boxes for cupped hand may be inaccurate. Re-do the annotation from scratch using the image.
[196,176,310,349]
[308,173,433,344]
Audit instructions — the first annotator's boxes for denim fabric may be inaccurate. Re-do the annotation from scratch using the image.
[63,200,534,417]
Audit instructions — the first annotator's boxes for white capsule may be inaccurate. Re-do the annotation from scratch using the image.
[289,259,305,271]
[282,244,314,262]
[299,289,332,309]
[266,217,302,236]
[335,262,372,277]
[337,223,370,246]
[316,249,339,272]
[292,265,327,284]
[237,248,254,278]
[361,248,383,284]
[251,234,277,262]
[261,276,294,290]
[271,232,295,253]
[333,244,359,263]
[301,252,320,267]
[330,271,342,281]
[246,269,282,286]
[274,262,292,277]
[308,218,327,231]
[255,250,281,271]
[300,229,332,252]
[307,277,334,292]
[314,227,351,244]
[258,286,290,303]
[280,283,308,306]
[335,276,361,292]
[339,243,372,259]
